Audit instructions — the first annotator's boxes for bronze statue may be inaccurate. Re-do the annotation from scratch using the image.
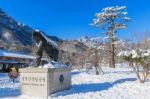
[32,30,59,67]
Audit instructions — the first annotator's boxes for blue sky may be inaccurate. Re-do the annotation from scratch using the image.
[0,0,150,40]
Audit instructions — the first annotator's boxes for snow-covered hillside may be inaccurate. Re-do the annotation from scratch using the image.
[0,65,150,99]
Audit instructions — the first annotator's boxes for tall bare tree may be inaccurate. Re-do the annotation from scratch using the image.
[85,38,104,75]
[91,6,130,68]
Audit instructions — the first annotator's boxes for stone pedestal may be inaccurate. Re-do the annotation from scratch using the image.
[19,67,71,98]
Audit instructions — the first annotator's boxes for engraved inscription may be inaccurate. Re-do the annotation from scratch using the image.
[21,76,46,87]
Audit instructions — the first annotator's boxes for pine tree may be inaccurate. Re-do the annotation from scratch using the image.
[91,6,130,68]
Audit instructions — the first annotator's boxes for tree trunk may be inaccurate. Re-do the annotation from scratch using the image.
[110,41,115,68]
[109,20,115,68]
[131,62,148,83]
[95,49,100,75]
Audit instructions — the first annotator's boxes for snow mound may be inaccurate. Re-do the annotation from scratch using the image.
[42,62,69,68]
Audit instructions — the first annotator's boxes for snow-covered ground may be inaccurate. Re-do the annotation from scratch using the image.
[0,64,150,99]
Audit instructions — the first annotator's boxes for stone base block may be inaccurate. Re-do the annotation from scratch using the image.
[19,67,71,98]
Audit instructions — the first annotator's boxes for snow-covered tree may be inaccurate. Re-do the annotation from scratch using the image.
[91,6,130,68]
[118,49,150,83]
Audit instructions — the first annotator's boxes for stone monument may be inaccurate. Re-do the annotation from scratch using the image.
[19,30,71,98]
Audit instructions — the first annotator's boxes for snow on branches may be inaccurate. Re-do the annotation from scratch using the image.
[91,6,130,29]
[118,49,150,60]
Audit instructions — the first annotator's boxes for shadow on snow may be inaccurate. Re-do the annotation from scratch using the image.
[54,78,136,97]
[0,88,20,98]
[71,71,81,75]
[0,73,8,78]
[0,76,20,98]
